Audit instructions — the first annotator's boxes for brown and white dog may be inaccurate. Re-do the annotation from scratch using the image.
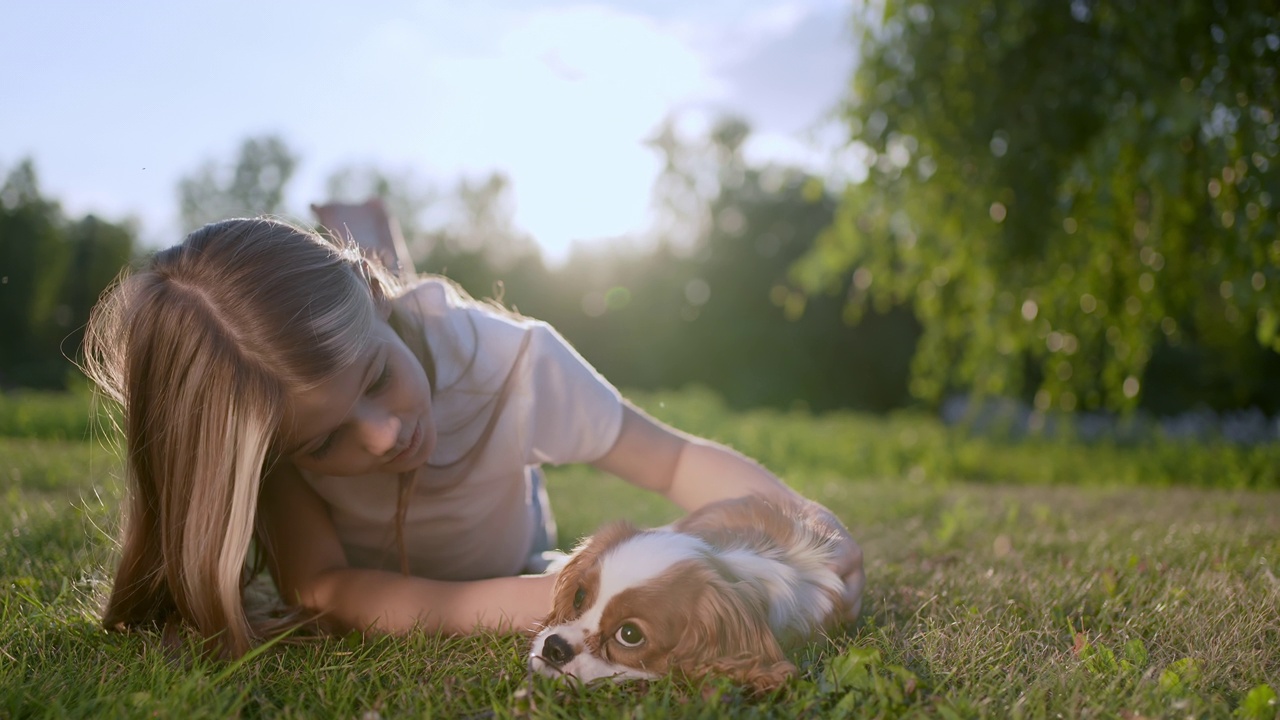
[528,496,846,690]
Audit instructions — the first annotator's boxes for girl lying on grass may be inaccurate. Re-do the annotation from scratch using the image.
[82,208,864,658]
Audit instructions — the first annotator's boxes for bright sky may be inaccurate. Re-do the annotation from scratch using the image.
[1,0,855,264]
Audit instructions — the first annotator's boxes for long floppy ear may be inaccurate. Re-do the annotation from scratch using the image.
[668,572,797,693]
[545,521,640,626]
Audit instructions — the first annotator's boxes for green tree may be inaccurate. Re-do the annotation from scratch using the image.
[178,135,298,231]
[539,116,917,412]
[794,0,1280,412]
[0,159,137,388]
[445,173,541,270]
[60,214,136,363]
[0,160,68,386]
[417,172,547,301]
[667,117,917,411]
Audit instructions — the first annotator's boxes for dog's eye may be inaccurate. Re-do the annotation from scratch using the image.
[573,586,586,611]
[614,622,645,648]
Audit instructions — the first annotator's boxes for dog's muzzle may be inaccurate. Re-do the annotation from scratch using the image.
[539,634,575,667]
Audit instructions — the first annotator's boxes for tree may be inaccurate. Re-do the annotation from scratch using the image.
[538,116,917,412]
[0,159,136,388]
[178,135,298,231]
[0,160,67,386]
[793,0,1280,413]
[672,117,917,411]
[444,173,542,269]
[415,172,548,303]
[60,214,136,362]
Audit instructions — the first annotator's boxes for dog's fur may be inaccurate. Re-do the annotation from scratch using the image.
[528,496,845,690]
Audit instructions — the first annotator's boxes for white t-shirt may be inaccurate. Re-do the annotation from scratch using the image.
[301,278,624,580]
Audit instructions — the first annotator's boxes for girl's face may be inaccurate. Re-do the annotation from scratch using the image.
[281,316,436,477]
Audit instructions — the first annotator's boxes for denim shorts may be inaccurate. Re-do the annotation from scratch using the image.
[523,467,563,573]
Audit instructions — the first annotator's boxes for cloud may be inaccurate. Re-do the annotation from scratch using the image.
[285,3,725,260]
[1,0,856,257]
[713,2,854,135]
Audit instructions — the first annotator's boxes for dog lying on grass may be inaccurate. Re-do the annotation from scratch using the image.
[528,496,846,690]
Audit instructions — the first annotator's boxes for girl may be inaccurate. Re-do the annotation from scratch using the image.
[83,213,864,659]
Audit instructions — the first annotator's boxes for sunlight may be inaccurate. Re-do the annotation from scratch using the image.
[450,5,719,263]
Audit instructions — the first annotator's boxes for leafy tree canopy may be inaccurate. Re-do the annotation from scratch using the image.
[178,135,297,231]
[0,159,136,388]
[794,0,1280,412]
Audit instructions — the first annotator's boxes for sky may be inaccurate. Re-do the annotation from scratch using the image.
[1,0,857,264]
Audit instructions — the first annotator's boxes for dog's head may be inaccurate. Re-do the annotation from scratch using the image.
[528,522,795,691]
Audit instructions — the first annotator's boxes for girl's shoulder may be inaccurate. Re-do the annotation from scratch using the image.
[396,276,550,391]
[398,275,537,329]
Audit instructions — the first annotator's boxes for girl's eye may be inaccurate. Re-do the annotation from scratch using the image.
[614,622,645,648]
[368,363,392,394]
[573,587,586,611]
[309,434,335,459]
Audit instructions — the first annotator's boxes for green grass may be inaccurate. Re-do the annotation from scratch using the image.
[2,389,1278,718]
[0,387,114,443]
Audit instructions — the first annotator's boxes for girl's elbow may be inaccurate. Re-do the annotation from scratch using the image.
[277,565,347,615]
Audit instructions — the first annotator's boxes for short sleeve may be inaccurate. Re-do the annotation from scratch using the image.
[520,322,624,465]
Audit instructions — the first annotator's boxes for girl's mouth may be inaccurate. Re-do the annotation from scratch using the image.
[388,421,422,465]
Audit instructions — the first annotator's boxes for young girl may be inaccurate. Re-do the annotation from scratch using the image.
[83,213,864,659]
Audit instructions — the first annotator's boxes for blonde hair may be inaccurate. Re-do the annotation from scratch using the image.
[83,217,427,658]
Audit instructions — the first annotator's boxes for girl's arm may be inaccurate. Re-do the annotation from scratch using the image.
[591,402,865,619]
[257,462,556,636]
[590,402,799,509]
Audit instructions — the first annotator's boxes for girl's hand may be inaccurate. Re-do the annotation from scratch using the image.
[587,405,866,620]
[805,501,865,622]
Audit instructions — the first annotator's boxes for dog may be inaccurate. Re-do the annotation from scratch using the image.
[528,495,846,690]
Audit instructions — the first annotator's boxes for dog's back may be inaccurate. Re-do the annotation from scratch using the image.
[672,496,844,641]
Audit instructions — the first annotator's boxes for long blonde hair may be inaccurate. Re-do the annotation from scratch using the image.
[83,217,427,658]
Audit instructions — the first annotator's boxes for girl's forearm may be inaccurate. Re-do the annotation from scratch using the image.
[662,439,800,512]
[297,567,557,636]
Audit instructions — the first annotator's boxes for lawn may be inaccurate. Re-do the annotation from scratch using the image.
[1,389,1278,718]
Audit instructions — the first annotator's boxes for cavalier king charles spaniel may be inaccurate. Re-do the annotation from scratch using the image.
[528,495,845,690]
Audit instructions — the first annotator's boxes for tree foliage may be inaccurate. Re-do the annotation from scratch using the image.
[178,135,297,231]
[0,159,136,388]
[312,118,917,412]
[480,117,919,412]
[435,172,542,271]
[640,116,917,410]
[794,0,1280,412]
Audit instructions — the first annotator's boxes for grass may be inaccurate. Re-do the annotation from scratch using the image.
[2,388,1278,718]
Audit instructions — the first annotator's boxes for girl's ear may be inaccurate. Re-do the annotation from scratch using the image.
[669,574,797,693]
[351,251,395,318]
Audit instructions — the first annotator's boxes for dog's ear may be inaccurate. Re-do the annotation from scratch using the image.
[545,521,640,625]
[668,572,796,692]
[708,655,798,694]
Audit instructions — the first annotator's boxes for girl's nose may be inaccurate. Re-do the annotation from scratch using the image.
[356,406,402,457]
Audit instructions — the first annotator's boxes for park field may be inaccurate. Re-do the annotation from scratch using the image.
[1,389,1278,718]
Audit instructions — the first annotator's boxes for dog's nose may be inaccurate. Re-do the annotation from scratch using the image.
[541,634,575,666]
